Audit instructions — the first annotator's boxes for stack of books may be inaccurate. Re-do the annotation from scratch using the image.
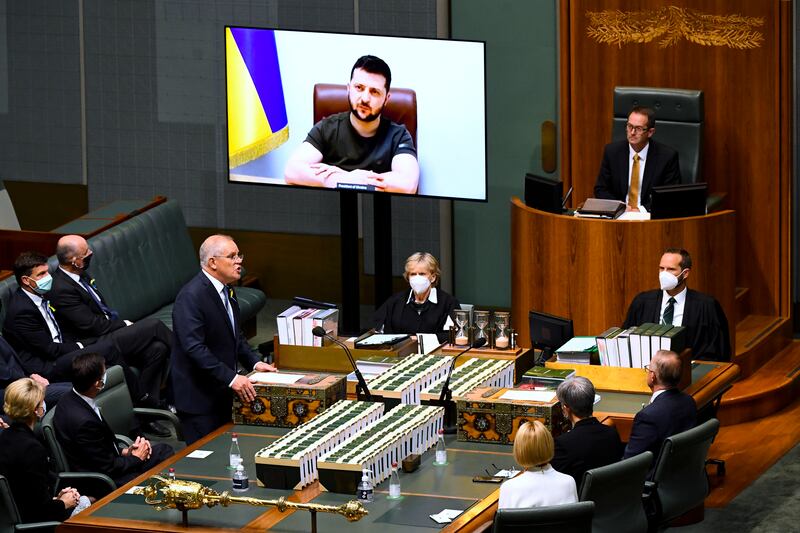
[276,305,339,346]
[595,323,686,368]
[554,337,598,365]
[520,367,577,390]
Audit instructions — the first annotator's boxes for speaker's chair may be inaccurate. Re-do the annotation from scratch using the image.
[612,87,704,184]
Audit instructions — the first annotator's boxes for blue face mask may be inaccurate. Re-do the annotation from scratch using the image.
[31,273,53,295]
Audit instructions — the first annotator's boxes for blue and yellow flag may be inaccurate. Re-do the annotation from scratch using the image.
[226,28,289,168]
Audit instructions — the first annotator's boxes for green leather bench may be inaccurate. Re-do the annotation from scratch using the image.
[0,200,266,331]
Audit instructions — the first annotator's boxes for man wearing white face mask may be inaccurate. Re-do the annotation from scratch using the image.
[373,252,459,343]
[622,248,730,361]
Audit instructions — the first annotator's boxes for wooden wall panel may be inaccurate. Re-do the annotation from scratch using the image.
[560,0,792,319]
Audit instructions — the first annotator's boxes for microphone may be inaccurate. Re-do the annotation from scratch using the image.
[438,337,487,403]
[312,326,372,400]
[561,186,573,210]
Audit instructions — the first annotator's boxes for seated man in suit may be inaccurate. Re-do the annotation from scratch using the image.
[623,350,696,467]
[2,252,134,392]
[284,55,419,193]
[53,352,173,488]
[594,106,681,211]
[171,235,276,444]
[0,335,71,411]
[551,376,623,485]
[623,248,731,361]
[49,235,172,409]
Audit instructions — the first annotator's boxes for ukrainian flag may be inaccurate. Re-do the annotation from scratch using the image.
[226,28,289,168]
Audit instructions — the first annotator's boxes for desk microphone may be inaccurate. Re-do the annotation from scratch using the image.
[561,186,573,210]
[438,337,487,403]
[311,326,372,400]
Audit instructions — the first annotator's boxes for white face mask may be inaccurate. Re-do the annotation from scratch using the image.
[98,370,108,391]
[659,270,685,291]
[38,400,47,418]
[409,275,431,295]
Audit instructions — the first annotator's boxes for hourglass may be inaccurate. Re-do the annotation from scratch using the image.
[493,312,510,349]
[473,311,490,344]
[453,310,470,346]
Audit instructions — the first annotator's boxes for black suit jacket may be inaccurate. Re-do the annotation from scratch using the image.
[0,335,27,388]
[551,417,624,487]
[49,268,127,340]
[623,288,731,361]
[1,288,84,376]
[594,138,681,209]
[0,422,71,522]
[52,390,144,486]
[171,272,260,416]
[623,388,696,464]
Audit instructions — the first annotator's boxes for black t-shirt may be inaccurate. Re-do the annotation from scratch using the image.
[305,112,416,173]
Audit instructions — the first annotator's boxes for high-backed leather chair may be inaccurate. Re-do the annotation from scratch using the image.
[645,418,720,529]
[312,84,418,146]
[579,451,652,533]
[612,87,704,184]
[492,501,594,533]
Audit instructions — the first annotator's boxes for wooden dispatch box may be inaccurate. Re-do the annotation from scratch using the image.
[273,336,417,373]
[232,372,346,427]
[456,386,570,445]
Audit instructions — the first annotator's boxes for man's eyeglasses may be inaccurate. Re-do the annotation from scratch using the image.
[643,364,653,372]
[626,123,650,134]
[214,253,244,261]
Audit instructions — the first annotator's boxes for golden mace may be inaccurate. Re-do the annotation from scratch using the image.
[133,476,368,530]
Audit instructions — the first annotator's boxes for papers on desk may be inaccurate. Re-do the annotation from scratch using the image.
[249,372,304,385]
[186,450,214,459]
[430,509,464,524]
[355,333,410,347]
[125,485,144,494]
[499,390,556,403]
[617,210,651,221]
[417,333,443,355]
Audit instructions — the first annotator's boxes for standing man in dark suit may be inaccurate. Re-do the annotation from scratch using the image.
[623,350,696,467]
[53,353,173,488]
[171,235,276,444]
[623,248,731,361]
[551,376,623,486]
[49,235,172,408]
[594,106,681,211]
[2,252,132,388]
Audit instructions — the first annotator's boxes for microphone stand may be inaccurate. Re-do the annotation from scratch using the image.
[438,339,486,433]
[313,328,372,401]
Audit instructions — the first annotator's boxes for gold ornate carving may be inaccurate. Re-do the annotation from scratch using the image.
[586,6,763,49]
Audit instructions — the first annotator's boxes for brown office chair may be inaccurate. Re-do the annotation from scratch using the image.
[312,84,418,146]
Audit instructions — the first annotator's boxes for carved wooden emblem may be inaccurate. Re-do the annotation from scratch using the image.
[586,6,763,49]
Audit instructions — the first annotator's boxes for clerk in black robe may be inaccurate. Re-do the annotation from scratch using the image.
[373,252,459,343]
[622,249,730,362]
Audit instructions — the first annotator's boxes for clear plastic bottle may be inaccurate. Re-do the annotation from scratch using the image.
[356,469,374,503]
[168,467,176,481]
[434,428,447,465]
[388,461,401,499]
[232,460,249,492]
[229,432,242,469]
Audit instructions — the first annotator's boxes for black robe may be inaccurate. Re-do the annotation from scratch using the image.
[622,289,730,362]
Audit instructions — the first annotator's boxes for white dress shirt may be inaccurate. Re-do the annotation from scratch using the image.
[74,388,103,420]
[22,289,62,343]
[498,465,578,509]
[659,286,687,326]
[627,142,650,209]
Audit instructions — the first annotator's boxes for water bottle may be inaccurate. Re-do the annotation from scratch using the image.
[356,469,374,503]
[232,460,249,492]
[229,432,242,469]
[168,467,176,481]
[388,461,401,499]
[434,428,447,465]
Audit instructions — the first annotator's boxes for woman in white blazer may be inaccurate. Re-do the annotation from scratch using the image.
[498,420,578,509]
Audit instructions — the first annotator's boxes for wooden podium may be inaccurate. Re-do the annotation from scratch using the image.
[510,197,736,352]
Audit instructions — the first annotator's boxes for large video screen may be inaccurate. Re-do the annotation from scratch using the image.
[225,27,487,201]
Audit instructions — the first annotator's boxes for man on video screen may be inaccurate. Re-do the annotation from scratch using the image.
[284,55,419,193]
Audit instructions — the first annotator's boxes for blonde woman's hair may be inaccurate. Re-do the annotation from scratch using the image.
[3,377,45,424]
[513,420,555,468]
[403,252,441,286]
